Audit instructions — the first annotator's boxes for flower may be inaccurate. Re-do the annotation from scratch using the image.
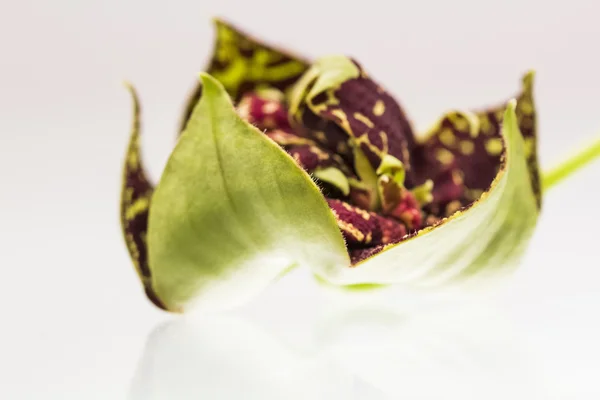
[120,19,600,312]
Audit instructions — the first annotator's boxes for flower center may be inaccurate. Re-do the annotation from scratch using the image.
[236,87,465,261]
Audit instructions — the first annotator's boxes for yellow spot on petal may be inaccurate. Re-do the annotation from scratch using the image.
[127,149,139,170]
[341,223,365,242]
[466,188,484,201]
[125,233,141,268]
[355,133,385,158]
[331,109,353,134]
[353,112,374,128]
[439,128,456,147]
[485,138,504,156]
[346,204,371,221]
[373,100,385,116]
[519,99,534,116]
[125,197,150,221]
[354,208,371,221]
[448,112,468,132]
[445,200,462,216]
[331,208,366,242]
[435,148,455,165]
[459,140,474,155]
[310,146,330,161]
[451,169,464,185]
[380,131,389,154]
[524,137,535,158]
[479,114,492,135]
[314,131,327,143]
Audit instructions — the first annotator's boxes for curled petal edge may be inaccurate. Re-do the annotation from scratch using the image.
[315,99,540,288]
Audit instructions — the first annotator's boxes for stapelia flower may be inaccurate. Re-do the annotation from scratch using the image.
[120,19,600,312]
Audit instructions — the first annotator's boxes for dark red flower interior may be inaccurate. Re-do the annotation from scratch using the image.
[234,63,495,264]
[228,49,539,265]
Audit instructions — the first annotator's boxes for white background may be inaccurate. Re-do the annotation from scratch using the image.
[1,0,599,398]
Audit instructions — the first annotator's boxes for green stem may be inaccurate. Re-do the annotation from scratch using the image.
[542,135,600,191]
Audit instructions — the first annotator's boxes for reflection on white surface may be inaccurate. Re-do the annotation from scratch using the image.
[129,297,542,399]
[128,316,356,400]
[317,304,539,399]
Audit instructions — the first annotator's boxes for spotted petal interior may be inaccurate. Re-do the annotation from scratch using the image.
[235,56,540,265]
[412,72,540,210]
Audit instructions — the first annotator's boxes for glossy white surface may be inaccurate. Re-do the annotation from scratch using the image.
[1,0,599,398]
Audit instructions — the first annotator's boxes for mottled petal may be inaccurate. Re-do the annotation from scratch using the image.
[120,84,165,310]
[423,166,466,216]
[411,72,540,208]
[180,19,309,132]
[238,90,355,195]
[288,56,415,171]
[327,199,407,248]
[237,90,292,131]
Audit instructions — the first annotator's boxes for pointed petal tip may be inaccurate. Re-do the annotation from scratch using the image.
[197,71,210,81]
[501,99,521,143]
[122,80,136,95]
[122,81,141,117]
[198,72,223,93]
[522,70,535,91]
[122,81,140,130]
[211,15,229,26]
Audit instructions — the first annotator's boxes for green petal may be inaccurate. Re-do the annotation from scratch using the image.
[179,18,309,132]
[288,55,360,117]
[315,100,539,286]
[148,73,349,312]
[312,167,350,196]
